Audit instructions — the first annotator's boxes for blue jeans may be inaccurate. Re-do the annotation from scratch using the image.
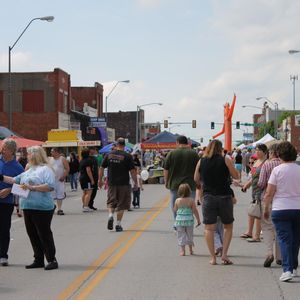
[170,189,196,220]
[69,172,78,190]
[272,210,300,273]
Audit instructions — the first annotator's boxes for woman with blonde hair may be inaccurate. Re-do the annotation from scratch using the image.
[0,146,58,270]
[194,139,239,265]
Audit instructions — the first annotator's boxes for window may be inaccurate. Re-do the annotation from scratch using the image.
[22,90,44,112]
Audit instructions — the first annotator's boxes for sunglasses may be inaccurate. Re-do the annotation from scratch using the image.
[249,161,254,165]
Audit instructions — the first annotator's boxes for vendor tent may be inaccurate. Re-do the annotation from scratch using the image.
[251,133,276,147]
[0,136,44,148]
[141,131,177,150]
[141,131,197,150]
[99,142,132,154]
[0,126,20,139]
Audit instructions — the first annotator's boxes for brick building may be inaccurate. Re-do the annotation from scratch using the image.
[107,110,145,144]
[71,83,103,117]
[0,68,71,141]
[0,68,104,142]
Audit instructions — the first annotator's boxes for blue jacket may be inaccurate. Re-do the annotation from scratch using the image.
[0,157,24,205]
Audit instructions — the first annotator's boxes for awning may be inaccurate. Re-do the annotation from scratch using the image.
[43,141,78,147]
[43,140,101,148]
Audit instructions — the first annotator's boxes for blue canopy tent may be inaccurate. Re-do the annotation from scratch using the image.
[99,142,132,154]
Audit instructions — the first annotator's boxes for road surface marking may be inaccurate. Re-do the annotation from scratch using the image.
[56,195,169,300]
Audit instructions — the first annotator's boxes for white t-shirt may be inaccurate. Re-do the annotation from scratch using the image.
[268,163,300,210]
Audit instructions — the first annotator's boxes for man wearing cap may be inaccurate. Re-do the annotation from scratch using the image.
[164,135,199,228]
[99,138,138,232]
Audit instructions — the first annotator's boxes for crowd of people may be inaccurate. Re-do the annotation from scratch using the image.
[0,135,299,283]
[163,136,299,282]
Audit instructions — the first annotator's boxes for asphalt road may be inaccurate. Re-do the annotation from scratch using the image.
[1,182,299,300]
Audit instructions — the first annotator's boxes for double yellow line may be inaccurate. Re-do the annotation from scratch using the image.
[56,196,169,300]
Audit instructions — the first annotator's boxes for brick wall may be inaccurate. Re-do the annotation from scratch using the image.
[290,116,300,151]
[13,112,58,141]
[107,110,144,144]
[0,68,70,139]
[71,83,103,116]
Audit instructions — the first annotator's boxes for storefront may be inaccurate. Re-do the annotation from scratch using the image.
[43,129,100,157]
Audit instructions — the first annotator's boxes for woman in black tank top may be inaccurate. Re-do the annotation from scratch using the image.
[194,140,239,265]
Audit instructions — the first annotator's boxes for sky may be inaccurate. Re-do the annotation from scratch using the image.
[1,0,300,145]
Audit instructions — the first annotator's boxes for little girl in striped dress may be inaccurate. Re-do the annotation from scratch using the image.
[174,183,201,256]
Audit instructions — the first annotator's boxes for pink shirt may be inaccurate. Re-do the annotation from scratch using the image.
[268,163,300,210]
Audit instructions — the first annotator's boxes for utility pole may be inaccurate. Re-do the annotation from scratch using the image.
[290,75,298,110]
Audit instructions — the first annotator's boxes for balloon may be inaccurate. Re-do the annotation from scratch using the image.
[140,170,149,181]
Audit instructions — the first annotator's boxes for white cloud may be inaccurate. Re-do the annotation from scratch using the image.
[0,51,33,71]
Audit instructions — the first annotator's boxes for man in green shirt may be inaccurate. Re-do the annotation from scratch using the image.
[164,135,199,225]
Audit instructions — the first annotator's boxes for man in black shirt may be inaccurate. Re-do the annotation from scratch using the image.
[88,147,100,210]
[99,138,138,232]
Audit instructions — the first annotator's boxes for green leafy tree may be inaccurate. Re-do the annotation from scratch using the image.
[258,121,274,139]
[278,111,300,124]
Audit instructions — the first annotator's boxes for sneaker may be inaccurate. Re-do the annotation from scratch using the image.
[279,271,293,282]
[0,258,8,266]
[82,207,91,212]
[57,210,65,215]
[292,269,298,277]
[115,225,123,232]
[107,217,114,230]
[44,259,58,270]
[88,206,98,211]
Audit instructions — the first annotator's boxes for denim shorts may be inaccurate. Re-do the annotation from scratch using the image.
[202,193,234,225]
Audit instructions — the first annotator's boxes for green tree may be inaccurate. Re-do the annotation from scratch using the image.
[258,121,274,139]
[278,111,300,124]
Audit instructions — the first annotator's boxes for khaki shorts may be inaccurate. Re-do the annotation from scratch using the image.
[52,180,66,200]
[107,185,131,211]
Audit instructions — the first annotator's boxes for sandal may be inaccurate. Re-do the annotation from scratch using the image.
[240,233,252,239]
[263,255,274,268]
[247,238,261,243]
[222,258,233,265]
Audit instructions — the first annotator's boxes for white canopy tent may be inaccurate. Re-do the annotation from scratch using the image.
[251,133,276,147]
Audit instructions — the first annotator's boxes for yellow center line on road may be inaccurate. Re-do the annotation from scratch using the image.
[56,195,169,300]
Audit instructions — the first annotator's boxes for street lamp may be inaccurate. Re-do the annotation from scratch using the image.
[105,80,130,122]
[290,75,298,110]
[288,50,300,55]
[136,102,163,144]
[8,16,54,130]
[256,97,279,139]
[242,105,262,110]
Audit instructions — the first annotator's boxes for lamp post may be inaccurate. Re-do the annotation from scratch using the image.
[288,50,300,55]
[8,16,54,130]
[256,97,279,139]
[105,80,130,123]
[242,105,262,110]
[136,102,163,144]
[290,75,298,110]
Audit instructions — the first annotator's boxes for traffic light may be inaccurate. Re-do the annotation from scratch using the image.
[192,120,196,128]
[163,120,168,128]
[236,121,240,129]
[211,122,215,129]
